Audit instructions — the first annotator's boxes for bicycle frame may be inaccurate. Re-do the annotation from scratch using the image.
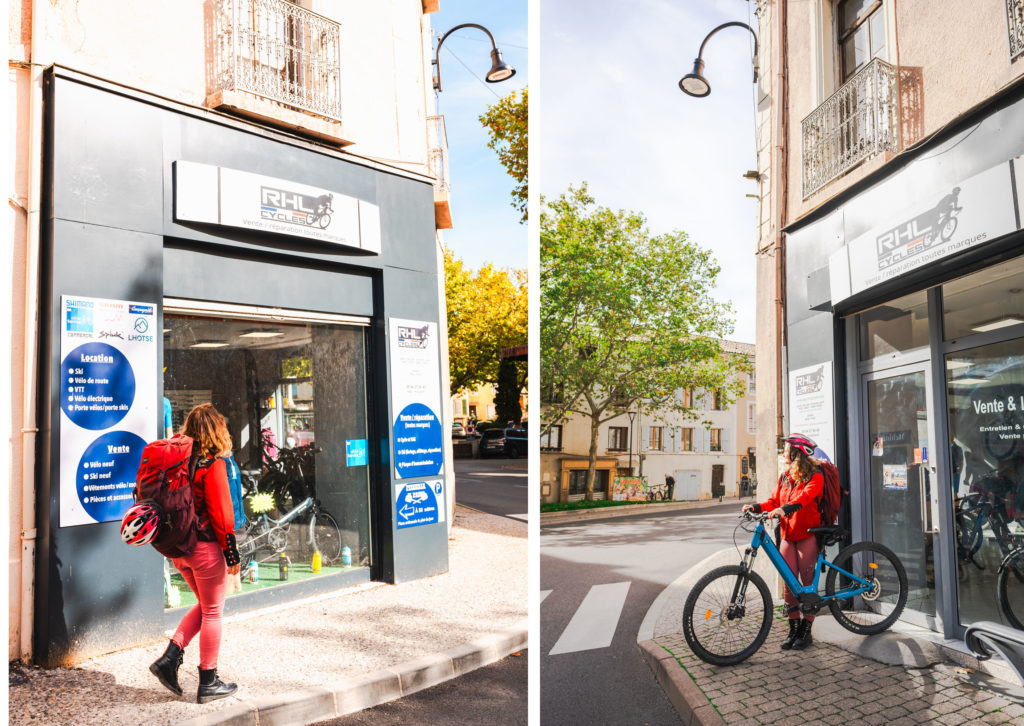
[742,520,873,605]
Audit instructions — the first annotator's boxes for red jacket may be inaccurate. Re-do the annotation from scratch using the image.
[191,457,235,551]
[758,471,824,541]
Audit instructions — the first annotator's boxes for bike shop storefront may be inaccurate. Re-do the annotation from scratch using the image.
[34,68,450,665]
[783,85,1024,641]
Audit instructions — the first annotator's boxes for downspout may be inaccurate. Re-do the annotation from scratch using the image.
[775,0,789,449]
[20,0,47,663]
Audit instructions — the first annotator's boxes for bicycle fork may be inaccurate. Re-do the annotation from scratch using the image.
[728,547,760,618]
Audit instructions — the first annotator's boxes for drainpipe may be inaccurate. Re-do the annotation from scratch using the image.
[18,0,47,663]
[774,0,789,450]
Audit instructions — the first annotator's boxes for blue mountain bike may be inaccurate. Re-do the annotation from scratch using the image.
[682,511,908,665]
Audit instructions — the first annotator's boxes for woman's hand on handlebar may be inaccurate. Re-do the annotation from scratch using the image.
[742,504,754,513]
[768,507,785,519]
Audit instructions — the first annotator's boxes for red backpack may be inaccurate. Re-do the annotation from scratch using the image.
[816,460,847,527]
[133,434,200,558]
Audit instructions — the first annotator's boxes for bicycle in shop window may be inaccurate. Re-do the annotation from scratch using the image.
[681,511,908,665]
[237,493,344,566]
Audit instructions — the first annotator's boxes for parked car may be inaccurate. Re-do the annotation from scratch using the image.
[479,426,528,458]
[504,427,528,458]
[452,422,466,438]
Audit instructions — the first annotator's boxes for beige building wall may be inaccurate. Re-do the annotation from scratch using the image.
[8,0,448,662]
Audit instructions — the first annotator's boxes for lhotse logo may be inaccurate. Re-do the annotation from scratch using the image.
[397,325,430,349]
[260,186,334,230]
[875,187,963,270]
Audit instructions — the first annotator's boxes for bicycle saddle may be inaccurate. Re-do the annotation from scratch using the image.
[807,526,848,547]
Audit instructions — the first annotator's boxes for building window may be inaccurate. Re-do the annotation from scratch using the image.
[468,404,477,419]
[541,425,563,451]
[838,0,887,83]
[608,426,628,451]
[710,428,723,452]
[748,370,756,394]
[680,388,693,407]
[681,428,694,451]
[712,389,725,410]
[1009,0,1024,62]
[650,426,663,451]
[747,403,757,434]
[569,469,608,497]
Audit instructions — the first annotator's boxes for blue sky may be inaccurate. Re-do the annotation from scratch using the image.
[429,1,528,272]
[540,0,759,343]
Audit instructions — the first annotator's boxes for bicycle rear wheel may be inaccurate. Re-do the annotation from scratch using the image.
[311,510,344,565]
[825,541,908,635]
[996,553,1024,630]
[682,565,772,666]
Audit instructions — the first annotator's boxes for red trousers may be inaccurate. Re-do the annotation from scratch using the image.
[172,540,227,669]
[780,536,818,621]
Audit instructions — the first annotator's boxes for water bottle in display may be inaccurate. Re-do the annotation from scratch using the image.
[311,549,322,573]
[341,546,352,567]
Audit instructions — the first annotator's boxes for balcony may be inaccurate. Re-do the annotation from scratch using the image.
[801,58,898,198]
[209,0,351,145]
[428,114,453,229]
[1010,0,1024,63]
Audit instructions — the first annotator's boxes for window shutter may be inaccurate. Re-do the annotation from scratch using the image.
[701,428,710,453]
[723,428,731,454]
[641,426,650,451]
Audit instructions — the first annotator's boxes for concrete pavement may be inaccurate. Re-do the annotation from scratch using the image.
[640,548,1024,725]
[9,506,526,726]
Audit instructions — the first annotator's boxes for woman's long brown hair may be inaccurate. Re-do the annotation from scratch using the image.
[787,446,815,483]
[182,403,232,458]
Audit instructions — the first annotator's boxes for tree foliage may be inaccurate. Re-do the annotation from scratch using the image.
[540,184,748,498]
[444,248,528,395]
[479,87,527,223]
[495,358,523,425]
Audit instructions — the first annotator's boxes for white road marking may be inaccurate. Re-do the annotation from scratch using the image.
[549,582,631,655]
[507,513,529,521]
[540,589,552,604]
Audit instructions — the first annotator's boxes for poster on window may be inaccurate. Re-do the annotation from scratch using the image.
[59,295,158,527]
[389,318,445,480]
[788,363,835,460]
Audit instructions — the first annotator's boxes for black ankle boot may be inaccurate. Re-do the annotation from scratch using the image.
[197,667,238,704]
[791,619,814,650]
[780,619,801,650]
[150,640,184,696]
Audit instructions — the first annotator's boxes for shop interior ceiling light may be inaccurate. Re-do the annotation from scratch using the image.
[972,316,1024,333]
[189,340,230,348]
[946,360,972,369]
[950,377,990,386]
[239,329,284,338]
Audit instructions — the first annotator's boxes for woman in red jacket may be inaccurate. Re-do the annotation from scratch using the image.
[150,403,241,703]
[743,433,824,651]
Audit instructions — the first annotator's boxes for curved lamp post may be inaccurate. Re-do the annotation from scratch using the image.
[678,21,758,98]
[433,23,516,92]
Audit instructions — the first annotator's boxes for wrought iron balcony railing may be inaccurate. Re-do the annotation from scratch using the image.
[213,0,342,123]
[1009,0,1024,62]
[427,115,450,193]
[801,58,898,198]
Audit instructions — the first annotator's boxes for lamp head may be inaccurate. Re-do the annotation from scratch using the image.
[486,48,516,83]
[679,58,711,97]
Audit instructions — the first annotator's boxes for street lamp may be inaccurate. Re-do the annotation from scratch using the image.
[678,21,758,98]
[433,23,517,93]
[627,409,637,475]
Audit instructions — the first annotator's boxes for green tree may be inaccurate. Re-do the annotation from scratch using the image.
[541,184,748,499]
[495,357,523,425]
[444,248,528,395]
[479,87,527,222]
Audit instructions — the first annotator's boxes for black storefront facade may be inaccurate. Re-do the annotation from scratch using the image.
[35,68,450,665]
[785,80,1024,640]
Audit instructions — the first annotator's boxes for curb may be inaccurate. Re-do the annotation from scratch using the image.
[637,639,725,726]
[541,496,749,524]
[179,621,528,726]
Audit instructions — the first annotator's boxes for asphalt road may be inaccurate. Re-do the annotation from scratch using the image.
[540,503,740,725]
[454,456,528,521]
[315,651,527,725]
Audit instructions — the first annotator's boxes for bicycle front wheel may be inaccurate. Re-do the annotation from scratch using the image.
[682,565,772,666]
[996,553,1024,630]
[311,510,344,565]
[825,541,908,635]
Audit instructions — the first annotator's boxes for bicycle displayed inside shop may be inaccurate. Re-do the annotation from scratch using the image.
[682,511,908,666]
[238,494,343,566]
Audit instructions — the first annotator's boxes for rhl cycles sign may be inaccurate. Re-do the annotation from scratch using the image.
[795,365,824,396]
[397,325,430,349]
[260,186,335,230]
[875,187,963,270]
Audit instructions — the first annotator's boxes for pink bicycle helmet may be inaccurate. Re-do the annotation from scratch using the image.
[120,501,161,546]
[782,433,817,457]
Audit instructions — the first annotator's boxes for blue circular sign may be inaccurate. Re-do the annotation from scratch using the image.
[60,342,136,429]
[393,402,443,478]
[77,430,148,522]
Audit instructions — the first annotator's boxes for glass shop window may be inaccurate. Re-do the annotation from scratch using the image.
[941,254,1024,341]
[162,310,370,609]
[858,289,929,360]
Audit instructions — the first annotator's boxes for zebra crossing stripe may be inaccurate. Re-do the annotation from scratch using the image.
[540,589,552,604]
[548,582,631,655]
[507,513,528,521]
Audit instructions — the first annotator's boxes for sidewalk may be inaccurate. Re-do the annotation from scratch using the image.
[541,494,749,525]
[9,507,527,726]
[640,549,1024,725]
